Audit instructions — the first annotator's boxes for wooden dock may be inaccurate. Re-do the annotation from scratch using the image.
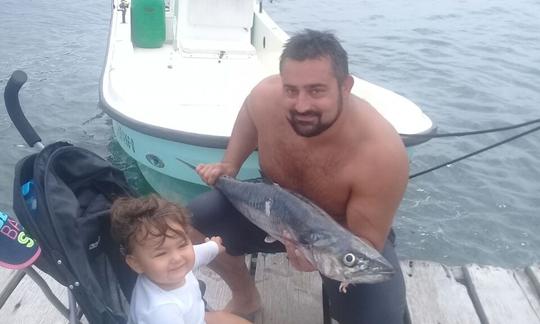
[1,255,539,323]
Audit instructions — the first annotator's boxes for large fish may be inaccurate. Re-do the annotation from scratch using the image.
[213,175,394,288]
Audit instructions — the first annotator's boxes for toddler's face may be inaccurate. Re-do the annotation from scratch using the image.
[127,223,195,290]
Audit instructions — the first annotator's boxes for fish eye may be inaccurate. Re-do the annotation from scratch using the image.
[342,253,357,267]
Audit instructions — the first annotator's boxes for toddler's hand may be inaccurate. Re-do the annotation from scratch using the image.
[205,236,225,254]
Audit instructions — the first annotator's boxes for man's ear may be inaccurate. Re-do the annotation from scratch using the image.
[126,254,144,274]
[342,75,354,94]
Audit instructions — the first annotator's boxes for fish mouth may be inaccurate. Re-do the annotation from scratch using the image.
[364,266,394,277]
[376,269,395,277]
[372,266,395,278]
[371,256,395,273]
[333,261,395,284]
[347,260,395,284]
[347,270,394,284]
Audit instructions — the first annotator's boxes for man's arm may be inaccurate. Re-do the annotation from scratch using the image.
[222,97,259,174]
[196,97,258,185]
[345,139,409,251]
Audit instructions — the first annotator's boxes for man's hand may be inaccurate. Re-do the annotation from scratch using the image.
[282,238,317,272]
[196,162,237,186]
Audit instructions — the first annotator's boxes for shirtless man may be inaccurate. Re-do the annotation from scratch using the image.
[188,29,408,324]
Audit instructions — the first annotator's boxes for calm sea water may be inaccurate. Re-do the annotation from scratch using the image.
[1,0,539,267]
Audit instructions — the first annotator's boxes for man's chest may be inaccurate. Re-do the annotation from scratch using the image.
[258,143,351,221]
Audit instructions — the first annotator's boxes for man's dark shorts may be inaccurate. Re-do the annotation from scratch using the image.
[188,189,406,324]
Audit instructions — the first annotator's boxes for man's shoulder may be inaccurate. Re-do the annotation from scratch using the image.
[246,75,282,116]
[251,75,281,98]
[345,100,408,176]
[350,97,403,146]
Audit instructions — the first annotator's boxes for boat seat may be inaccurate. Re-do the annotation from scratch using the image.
[176,0,256,57]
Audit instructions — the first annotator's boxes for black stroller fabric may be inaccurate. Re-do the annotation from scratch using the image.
[12,141,137,324]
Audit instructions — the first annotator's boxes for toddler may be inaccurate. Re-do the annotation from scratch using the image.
[111,194,251,324]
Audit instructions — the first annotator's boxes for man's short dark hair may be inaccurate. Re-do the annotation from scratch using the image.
[280,29,349,84]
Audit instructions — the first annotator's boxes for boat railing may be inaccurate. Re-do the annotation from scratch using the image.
[251,3,288,68]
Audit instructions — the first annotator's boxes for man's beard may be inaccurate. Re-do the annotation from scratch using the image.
[287,94,343,137]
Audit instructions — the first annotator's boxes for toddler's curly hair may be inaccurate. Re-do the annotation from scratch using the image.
[110,194,191,254]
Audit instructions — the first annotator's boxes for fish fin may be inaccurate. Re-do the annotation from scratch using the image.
[339,282,349,294]
[282,229,294,241]
[264,199,273,216]
[256,169,277,185]
[176,158,197,170]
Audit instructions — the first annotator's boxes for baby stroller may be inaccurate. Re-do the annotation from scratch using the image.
[3,70,138,324]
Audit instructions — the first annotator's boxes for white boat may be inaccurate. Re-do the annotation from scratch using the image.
[100,0,435,201]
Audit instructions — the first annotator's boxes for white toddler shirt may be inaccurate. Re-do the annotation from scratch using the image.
[128,241,219,324]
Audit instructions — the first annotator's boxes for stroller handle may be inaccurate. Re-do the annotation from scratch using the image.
[4,70,43,148]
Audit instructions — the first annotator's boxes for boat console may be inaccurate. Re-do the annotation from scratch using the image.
[174,0,256,58]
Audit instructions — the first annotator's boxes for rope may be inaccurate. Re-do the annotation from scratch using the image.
[409,124,540,179]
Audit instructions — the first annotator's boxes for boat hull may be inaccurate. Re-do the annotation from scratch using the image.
[111,119,261,201]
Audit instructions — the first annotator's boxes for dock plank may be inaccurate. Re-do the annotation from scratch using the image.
[401,260,481,324]
[527,264,540,297]
[195,266,232,311]
[514,268,540,319]
[0,269,25,308]
[0,268,14,292]
[254,253,323,324]
[194,255,252,311]
[0,267,68,323]
[464,264,540,324]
